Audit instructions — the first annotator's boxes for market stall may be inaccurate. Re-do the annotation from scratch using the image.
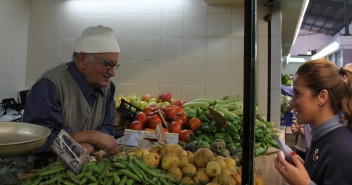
[0,93,283,185]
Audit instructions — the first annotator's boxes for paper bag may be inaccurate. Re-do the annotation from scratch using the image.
[254,147,288,185]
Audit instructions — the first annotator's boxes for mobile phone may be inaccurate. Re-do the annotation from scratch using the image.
[272,134,293,164]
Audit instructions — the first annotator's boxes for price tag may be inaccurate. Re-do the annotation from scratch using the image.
[50,129,86,174]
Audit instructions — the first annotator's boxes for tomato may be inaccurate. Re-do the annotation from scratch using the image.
[158,92,172,102]
[148,115,162,129]
[149,111,159,116]
[170,121,182,133]
[163,127,169,133]
[178,113,188,125]
[143,106,153,116]
[179,129,194,142]
[174,106,185,115]
[165,107,177,120]
[171,116,183,125]
[150,105,160,111]
[188,117,202,131]
[129,120,144,130]
[170,99,182,106]
[135,112,148,126]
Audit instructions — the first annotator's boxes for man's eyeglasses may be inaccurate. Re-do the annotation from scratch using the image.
[89,54,120,70]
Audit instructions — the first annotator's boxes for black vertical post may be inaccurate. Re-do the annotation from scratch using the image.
[242,0,256,184]
[344,0,350,35]
[265,14,272,122]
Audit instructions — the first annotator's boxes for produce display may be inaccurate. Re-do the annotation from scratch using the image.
[116,93,193,142]
[20,144,265,185]
[116,93,280,157]
[21,154,172,185]
[181,96,279,158]
[16,93,279,185]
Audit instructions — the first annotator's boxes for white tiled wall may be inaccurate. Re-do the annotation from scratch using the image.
[0,0,30,102]
[0,0,282,124]
[26,0,248,100]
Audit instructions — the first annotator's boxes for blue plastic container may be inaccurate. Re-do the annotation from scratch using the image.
[280,112,293,126]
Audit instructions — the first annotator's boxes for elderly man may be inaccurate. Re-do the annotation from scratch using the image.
[23,25,119,155]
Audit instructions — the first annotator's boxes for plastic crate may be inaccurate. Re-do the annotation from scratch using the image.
[116,99,142,121]
[280,112,293,126]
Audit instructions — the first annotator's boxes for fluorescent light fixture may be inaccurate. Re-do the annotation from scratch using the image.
[285,56,307,63]
[311,41,339,60]
[291,0,310,47]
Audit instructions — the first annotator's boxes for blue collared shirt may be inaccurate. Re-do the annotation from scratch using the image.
[23,62,116,152]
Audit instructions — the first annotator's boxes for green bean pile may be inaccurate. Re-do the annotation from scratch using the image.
[21,156,176,185]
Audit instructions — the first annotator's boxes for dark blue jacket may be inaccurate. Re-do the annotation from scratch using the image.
[305,126,352,185]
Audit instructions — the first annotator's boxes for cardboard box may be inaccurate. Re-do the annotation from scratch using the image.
[124,129,179,144]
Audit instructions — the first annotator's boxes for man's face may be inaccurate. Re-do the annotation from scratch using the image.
[77,52,119,88]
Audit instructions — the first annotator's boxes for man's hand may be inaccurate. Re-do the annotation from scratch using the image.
[70,130,118,155]
[91,131,118,155]
[80,143,95,155]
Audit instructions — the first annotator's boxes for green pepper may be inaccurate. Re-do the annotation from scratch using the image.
[194,130,203,136]
[270,139,280,149]
[228,124,238,134]
[199,115,210,123]
[234,142,242,149]
[255,146,268,156]
[214,133,226,139]
[184,107,197,118]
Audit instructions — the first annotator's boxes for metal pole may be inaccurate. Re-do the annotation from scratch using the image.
[344,0,350,35]
[242,0,257,184]
[265,14,272,122]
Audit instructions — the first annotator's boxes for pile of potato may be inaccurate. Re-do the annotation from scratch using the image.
[127,144,264,185]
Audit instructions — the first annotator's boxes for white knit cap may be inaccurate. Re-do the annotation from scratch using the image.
[74,25,120,53]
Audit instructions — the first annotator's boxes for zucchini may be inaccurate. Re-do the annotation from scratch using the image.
[232,108,243,116]
[217,107,239,121]
[192,98,216,106]
[182,101,209,109]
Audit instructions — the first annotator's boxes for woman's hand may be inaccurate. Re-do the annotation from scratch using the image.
[275,151,311,185]
[291,123,299,134]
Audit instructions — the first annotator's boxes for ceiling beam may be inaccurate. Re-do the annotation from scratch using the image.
[304,12,345,22]
[310,0,352,9]
[302,23,342,32]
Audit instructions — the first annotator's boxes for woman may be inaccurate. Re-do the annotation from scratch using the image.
[275,58,352,185]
